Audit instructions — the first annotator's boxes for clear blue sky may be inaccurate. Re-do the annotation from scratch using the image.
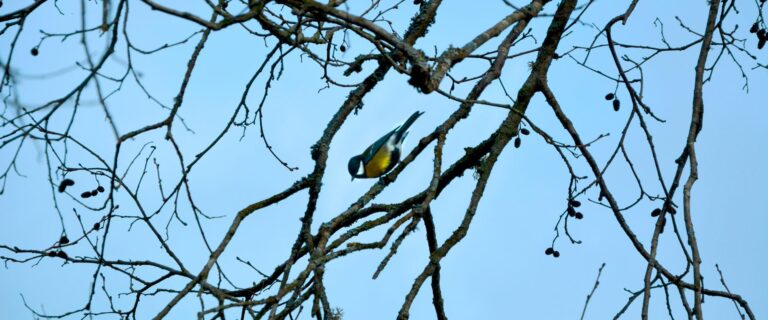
[1,0,766,319]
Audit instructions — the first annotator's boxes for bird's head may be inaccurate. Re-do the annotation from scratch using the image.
[348,155,365,180]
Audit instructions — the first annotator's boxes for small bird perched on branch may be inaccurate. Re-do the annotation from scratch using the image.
[348,111,424,180]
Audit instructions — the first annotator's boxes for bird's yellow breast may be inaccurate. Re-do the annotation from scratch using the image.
[364,147,392,178]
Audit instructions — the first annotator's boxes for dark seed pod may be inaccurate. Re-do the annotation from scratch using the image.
[59,236,69,245]
[56,251,68,259]
[567,206,576,217]
[574,212,584,219]
[552,251,560,258]
[81,191,92,198]
[58,179,75,192]
[570,200,581,207]
[545,247,554,255]
[339,45,346,52]
[90,190,99,197]
[413,0,422,4]
[613,98,620,111]
[751,23,760,33]
[759,37,766,50]
[553,53,560,59]
[651,208,661,217]
[665,205,677,214]
[31,47,39,56]
[520,128,530,135]
[97,186,105,193]
[605,93,615,100]
[47,251,56,257]
[514,137,521,148]
[92,222,100,231]
[759,29,767,40]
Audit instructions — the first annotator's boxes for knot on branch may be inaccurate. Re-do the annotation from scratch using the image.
[407,47,465,94]
[407,64,431,93]
[343,55,371,76]
[310,144,320,160]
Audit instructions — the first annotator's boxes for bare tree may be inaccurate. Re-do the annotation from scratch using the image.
[0,0,764,319]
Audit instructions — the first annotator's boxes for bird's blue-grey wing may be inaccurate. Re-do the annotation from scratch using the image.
[361,130,396,164]
[359,111,422,164]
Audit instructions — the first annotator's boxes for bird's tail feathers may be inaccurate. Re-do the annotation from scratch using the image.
[394,110,423,141]
[399,130,410,144]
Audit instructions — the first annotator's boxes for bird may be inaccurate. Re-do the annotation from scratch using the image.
[348,111,424,180]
